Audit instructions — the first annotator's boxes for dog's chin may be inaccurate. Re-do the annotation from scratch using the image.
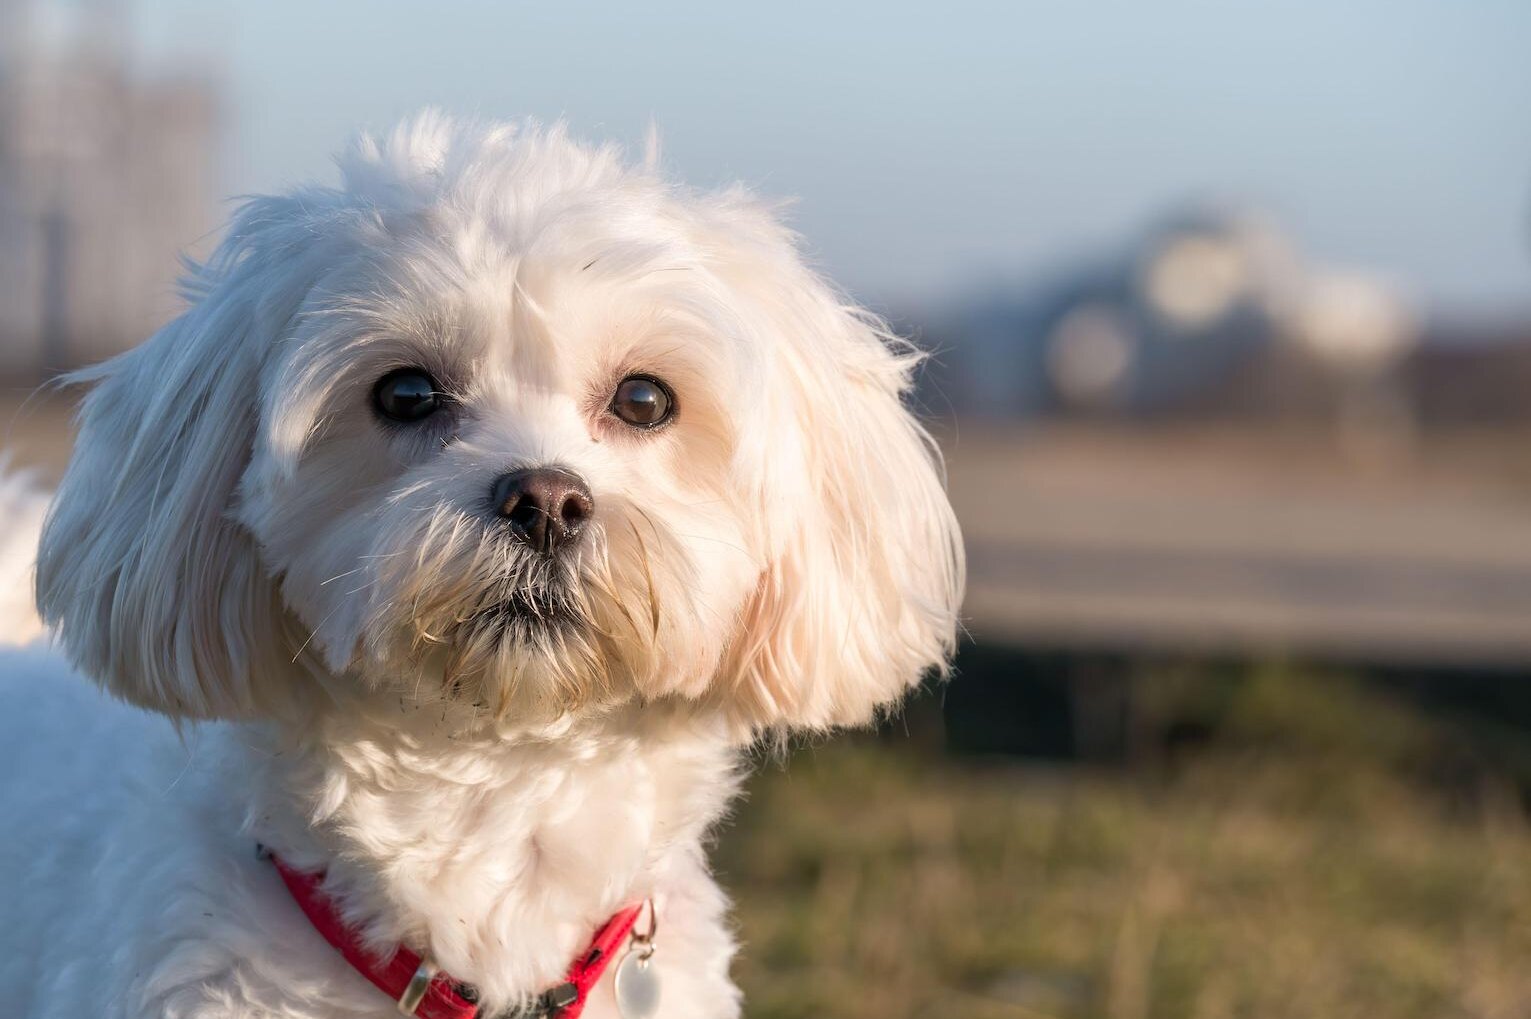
[437,575,590,667]
[393,580,625,717]
[466,588,582,644]
[363,533,679,716]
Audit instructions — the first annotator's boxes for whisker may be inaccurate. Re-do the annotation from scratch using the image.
[669,532,751,557]
[320,566,367,586]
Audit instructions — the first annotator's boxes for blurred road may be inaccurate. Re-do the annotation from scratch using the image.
[949,422,1531,667]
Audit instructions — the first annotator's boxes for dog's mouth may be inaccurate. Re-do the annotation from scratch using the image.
[465,586,581,638]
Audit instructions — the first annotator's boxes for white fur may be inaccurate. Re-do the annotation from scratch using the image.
[1,114,963,1018]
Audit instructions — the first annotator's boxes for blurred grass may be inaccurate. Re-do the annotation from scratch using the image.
[716,668,1531,1019]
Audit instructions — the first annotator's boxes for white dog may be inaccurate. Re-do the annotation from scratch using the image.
[0,113,962,1019]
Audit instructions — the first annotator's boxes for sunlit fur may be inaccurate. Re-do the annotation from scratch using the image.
[3,113,963,1018]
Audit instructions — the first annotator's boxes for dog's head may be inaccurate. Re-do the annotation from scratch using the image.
[36,114,962,736]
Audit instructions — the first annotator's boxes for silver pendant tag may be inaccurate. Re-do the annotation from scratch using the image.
[613,948,661,1019]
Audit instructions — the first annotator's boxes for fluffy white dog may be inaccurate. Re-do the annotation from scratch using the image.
[0,114,962,1019]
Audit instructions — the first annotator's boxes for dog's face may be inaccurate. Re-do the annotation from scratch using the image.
[244,193,786,720]
[37,115,962,735]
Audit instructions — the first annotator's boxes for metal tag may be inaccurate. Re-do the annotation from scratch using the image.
[613,948,661,1019]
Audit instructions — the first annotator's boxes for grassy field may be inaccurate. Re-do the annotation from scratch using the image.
[717,669,1531,1019]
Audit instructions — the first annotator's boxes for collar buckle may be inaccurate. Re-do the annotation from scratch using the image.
[397,955,439,1016]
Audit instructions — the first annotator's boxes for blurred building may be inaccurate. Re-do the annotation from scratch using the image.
[938,206,1408,418]
[919,203,1531,429]
[0,0,219,377]
[926,206,1293,418]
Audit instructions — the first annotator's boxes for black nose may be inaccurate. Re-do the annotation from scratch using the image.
[491,468,593,553]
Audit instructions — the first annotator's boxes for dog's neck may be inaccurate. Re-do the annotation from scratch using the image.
[236,693,740,1007]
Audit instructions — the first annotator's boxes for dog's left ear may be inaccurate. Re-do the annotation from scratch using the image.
[35,195,325,718]
[709,200,965,734]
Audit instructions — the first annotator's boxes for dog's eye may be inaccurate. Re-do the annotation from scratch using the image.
[374,369,442,423]
[610,375,674,428]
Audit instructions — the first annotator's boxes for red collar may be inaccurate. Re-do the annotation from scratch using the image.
[265,849,645,1019]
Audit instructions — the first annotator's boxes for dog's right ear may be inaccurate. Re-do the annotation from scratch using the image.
[35,195,332,718]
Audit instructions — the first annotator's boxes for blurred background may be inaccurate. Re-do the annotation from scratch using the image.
[3,1,1531,1016]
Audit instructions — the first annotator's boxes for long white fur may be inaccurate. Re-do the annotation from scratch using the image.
[0,113,963,1019]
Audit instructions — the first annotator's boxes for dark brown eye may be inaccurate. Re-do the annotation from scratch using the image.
[610,375,674,428]
[374,369,442,423]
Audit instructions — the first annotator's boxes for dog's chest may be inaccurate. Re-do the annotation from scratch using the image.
[240,711,741,1010]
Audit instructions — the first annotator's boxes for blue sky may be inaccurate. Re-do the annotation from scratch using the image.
[125,0,1531,313]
